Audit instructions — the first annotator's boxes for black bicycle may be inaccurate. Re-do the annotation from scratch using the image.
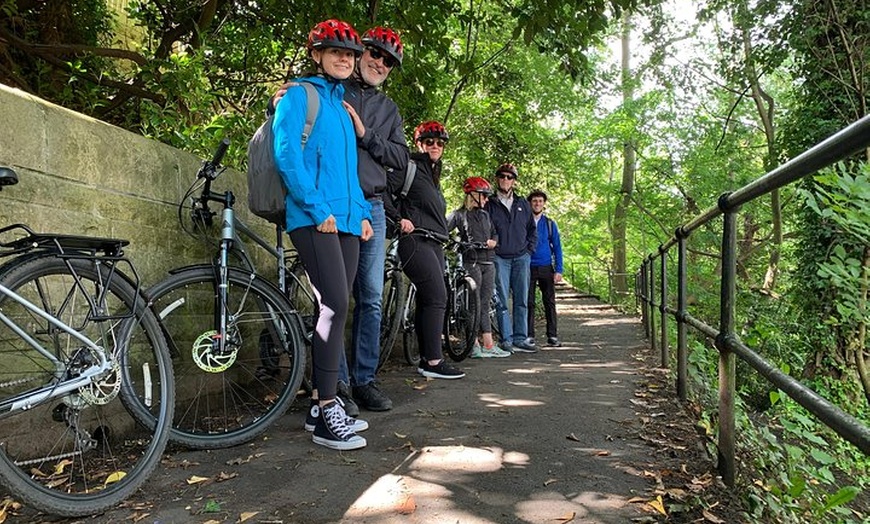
[442,237,481,362]
[0,167,174,517]
[144,140,307,449]
[388,229,480,365]
[376,227,408,370]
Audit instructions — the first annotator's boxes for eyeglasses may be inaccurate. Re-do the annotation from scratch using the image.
[422,138,446,147]
[495,173,516,180]
[366,46,398,69]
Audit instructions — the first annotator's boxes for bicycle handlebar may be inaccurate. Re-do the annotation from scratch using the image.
[187,140,232,229]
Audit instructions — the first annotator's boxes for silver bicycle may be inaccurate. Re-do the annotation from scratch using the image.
[0,167,174,517]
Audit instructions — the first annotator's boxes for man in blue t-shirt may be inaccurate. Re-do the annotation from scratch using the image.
[527,190,564,347]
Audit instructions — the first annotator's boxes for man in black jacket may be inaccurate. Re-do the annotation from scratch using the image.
[271,26,409,416]
[485,163,538,353]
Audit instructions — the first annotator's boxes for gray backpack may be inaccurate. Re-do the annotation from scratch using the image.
[247,82,319,225]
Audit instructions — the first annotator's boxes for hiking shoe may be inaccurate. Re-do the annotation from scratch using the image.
[353,382,393,411]
[312,400,367,450]
[482,346,512,358]
[337,381,359,418]
[304,400,368,433]
[418,359,466,379]
[512,339,538,353]
[547,337,561,347]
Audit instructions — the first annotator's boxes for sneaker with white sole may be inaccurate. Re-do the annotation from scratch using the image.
[312,400,367,450]
[304,400,368,433]
[418,359,466,379]
[470,345,486,358]
[481,345,512,358]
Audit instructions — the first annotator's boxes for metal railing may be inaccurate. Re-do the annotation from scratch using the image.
[636,115,870,486]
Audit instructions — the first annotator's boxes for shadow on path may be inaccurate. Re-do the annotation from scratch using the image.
[8,285,673,524]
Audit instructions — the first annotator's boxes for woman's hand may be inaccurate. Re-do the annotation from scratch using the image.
[317,215,337,233]
[361,220,373,241]
[486,239,497,249]
[400,218,415,234]
[342,101,366,138]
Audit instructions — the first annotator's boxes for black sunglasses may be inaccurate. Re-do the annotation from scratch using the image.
[366,46,398,68]
[496,173,516,180]
[423,138,446,147]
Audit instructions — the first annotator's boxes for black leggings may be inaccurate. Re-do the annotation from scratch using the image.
[399,236,446,361]
[289,227,359,401]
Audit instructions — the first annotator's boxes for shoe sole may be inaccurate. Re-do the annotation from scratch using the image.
[418,369,466,380]
[306,420,368,432]
[312,435,367,450]
[357,402,393,412]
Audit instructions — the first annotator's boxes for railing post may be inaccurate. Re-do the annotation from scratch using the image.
[648,254,657,355]
[716,194,738,487]
[676,227,688,401]
[659,245,669,368]
[640,260,649,338]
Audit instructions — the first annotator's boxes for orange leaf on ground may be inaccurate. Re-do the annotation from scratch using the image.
[397,495,416,515]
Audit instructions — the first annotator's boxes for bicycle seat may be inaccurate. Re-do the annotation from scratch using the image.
[0,167,19,188]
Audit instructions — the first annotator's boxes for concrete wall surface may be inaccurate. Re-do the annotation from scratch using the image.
[0,83,276,287]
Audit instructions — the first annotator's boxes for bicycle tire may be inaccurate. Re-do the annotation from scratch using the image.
[443,275,480,362]
[286,260,314,395]
[0,257,173,517]
[377,268,406,371]
[402,285,420,366]
[144,266,306,449]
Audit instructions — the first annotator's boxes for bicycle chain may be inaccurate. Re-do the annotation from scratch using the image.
[14,449,82,467]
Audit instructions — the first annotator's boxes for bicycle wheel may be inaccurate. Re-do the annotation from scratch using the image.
[286,260,314,394]
[145,266,306,449]
[443,275,480,362]
[0,257,173,517]
[287,260,315,342]
[378,268,406,371]
[402,284,420,366]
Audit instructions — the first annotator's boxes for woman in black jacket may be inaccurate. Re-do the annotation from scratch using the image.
[387,121,465,379]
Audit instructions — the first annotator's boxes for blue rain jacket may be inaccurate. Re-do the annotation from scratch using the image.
[273,75,371,235]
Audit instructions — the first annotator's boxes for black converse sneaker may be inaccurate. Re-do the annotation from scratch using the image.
[312,400,367,450]
[304,399,368,433]
[417,359,466,379]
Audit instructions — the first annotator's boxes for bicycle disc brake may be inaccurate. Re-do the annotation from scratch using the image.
[192,330,238,372]
[78,359,122,405]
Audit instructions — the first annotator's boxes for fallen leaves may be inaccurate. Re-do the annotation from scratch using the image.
[554,510,576,522]
[226,453,266,466]
[187,475,211,485]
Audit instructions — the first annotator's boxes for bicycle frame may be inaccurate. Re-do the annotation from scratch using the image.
[0,282,112,417]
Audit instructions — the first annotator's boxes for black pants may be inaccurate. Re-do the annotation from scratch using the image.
[528,265,557,339]
[399,235,446,361]
[290,227,359,401]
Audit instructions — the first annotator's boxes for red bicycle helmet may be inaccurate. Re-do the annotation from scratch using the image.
[463,176,493,195]
[361,26,404,66]
[308,19,364,55]
[495,162,518,178]
[414,121,449,143]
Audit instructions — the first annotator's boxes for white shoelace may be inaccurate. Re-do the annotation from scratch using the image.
[323,402,355,439]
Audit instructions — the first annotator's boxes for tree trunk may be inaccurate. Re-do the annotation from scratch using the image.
[612,12,634,295]
[855,245,870,405]
[739,17,782,291]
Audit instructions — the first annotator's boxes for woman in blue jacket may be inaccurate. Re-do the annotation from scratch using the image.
[273,19,373,451]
